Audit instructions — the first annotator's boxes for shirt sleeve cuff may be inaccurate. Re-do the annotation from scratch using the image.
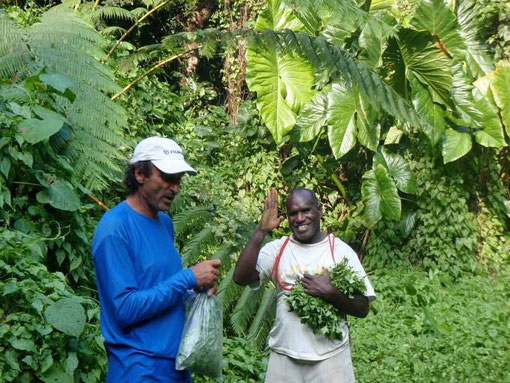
[183,268,197,289]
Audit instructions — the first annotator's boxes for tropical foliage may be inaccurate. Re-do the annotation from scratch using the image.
[0,0,509,381]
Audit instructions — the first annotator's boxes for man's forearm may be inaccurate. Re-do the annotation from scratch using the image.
[322,289,369,318]
[233,226,267,285]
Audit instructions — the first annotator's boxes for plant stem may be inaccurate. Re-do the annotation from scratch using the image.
[92,0,101,11]
[111,48,200,100]
[86,193,110,211]
[315,154,348,202]
[106,0,170,60]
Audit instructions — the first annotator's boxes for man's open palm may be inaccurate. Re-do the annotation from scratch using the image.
[259,189,284,232]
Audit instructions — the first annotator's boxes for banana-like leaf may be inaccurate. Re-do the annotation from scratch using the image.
[409,0,466,60]
[471,87,505,148]
[294,87,330,141]
[455,0,494,78]
[359,17,394,68]
[490,64,510,136]
[384,126,404,144]
[398,28,453,107]
[247,3,316,144]
[282,0,322,34]
[409,74,445,146]
[441,128,472,163]
[356,95,380,152]
[450,61,481,126]
[383,38,407,98]
[246,39,315,143]
[373,147,417,194]
[361,164,401,226]
[256,0,304,31]
[327,82,357,158]
[319,0,365,47]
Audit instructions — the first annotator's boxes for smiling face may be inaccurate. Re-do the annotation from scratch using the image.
[135,165,183,217]
[286,189,324,244]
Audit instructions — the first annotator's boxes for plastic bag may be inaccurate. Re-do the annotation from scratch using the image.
[176,292,223,379]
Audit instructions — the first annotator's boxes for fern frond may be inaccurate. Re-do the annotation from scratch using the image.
[181,226,215,267]
[39,10,107,46]
[212,243,234,265]
[172,207,213,237]
[30,43,118,93]
[130,7,149,19]
[29,29,106,60]
[217,266,242,312]
[0,16,30,78]
[92,7,136,22]
[230,286,264,336]
[99,26,127,36]
[247,286,277,349]
[0,9,128,190]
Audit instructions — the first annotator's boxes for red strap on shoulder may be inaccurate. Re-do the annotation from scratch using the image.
[269,237,292,291]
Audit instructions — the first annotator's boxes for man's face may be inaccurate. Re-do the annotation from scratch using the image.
[138,165,182,214]
[286,191,322,244]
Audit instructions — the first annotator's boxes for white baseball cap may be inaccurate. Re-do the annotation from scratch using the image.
[129,136,197,175]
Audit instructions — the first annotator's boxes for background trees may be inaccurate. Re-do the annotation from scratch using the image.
[0,0,509,381]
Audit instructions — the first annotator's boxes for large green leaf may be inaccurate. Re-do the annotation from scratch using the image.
[45,297,86,337]
[358,18,393,68]
[319,0,365,47]
[18,105,65,144]
[441,128,472,163]
[490,64,510,136]
[409,0,466,59]
[327,82,357,158]
[409,74,445,146]
[38,181,81,211]
[373,147,417,194]
[471,87,506,148]
[398,29,453,107]
[294,87,330,141]
[356,95,380,152]
[361,165,401,226]
[450,62,482,126]
[246,39,315,143]
[40,365,73,383]
[256,0,304,31]
[455,0,494,78]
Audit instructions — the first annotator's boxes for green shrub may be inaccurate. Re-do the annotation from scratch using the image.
[0,230,106,382]
[351,267,510,383]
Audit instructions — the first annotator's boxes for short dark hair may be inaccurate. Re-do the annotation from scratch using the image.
[123,161,153,195]
[287,188,319,209]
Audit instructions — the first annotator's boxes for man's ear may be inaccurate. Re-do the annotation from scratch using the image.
[134,167,147,185]
[318,205,323,219]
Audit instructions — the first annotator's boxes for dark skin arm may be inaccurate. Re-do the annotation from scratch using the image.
[301,269,369,318]
[233,189,284,286]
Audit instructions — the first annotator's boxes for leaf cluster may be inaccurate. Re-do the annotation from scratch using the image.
[285,258,366,340]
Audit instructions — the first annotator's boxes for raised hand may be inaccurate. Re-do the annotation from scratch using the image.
[258,189,285,233]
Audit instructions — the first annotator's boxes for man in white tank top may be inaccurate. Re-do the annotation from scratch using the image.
[233,189,376,383]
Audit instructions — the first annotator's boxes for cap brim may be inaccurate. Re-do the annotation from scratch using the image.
[151,159,197,176]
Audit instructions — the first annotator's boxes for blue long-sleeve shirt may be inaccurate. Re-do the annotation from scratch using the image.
[92,201,196,381]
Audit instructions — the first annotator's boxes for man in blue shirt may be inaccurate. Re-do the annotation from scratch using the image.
[93,137,221,382]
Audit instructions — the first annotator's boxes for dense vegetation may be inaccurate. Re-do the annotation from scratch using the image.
[0,0,509,381]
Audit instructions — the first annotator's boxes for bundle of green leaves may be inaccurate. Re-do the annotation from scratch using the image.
[285,258,366,340]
